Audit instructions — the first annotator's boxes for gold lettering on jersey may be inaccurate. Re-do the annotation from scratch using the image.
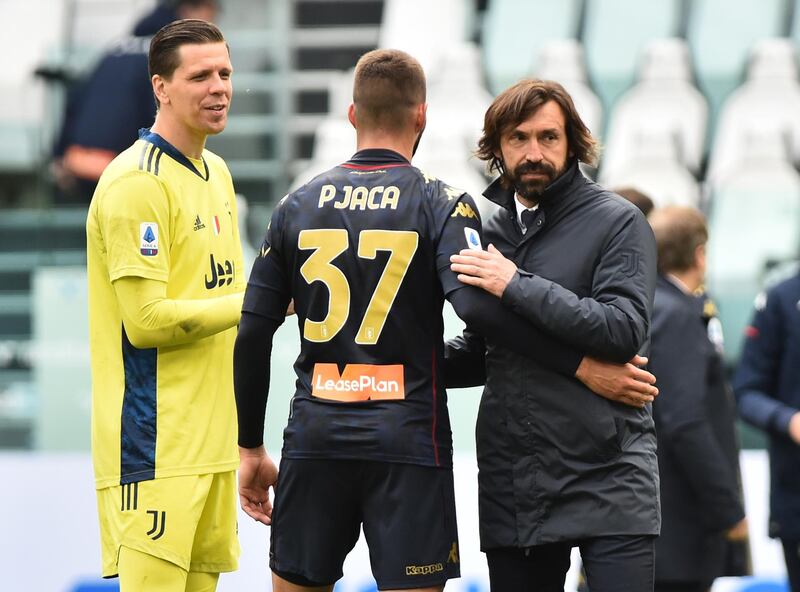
[311,363,405,402]
[317,184,400,210]
[451,202,477,219]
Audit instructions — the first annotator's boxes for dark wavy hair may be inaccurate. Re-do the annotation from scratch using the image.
[477,79,599,182]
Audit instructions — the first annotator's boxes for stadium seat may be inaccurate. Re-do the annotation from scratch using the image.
[380,0,474,76]
[535,40,604,137]
[482,0,582,95]
[687,0,788,128]
[600,38,708,181]
[582,0,682,115]
[793,0,800,46]
[706,131,800,363]
[601,128,701,208]
[706,39,800,185]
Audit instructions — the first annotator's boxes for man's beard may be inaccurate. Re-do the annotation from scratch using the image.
[508,160,559,201]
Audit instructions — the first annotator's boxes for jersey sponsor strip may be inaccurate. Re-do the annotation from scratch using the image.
[311,363,405,402]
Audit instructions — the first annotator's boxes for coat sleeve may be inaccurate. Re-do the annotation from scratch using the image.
[651,300,745,531]
[443,327,486,388]
[500,210,656,362]
[733,288,797,438]
[435,193,584,378]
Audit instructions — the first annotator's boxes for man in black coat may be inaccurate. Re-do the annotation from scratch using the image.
[734,270,800,591]
[648,206,747,592]
[447,79,659,591]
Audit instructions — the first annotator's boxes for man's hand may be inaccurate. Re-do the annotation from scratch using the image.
[575,355,658,408]
[726,517,749,541]
[238,445,279,525]
[450,244,518,298]
[789,412,800,444]
[286,299,295,316]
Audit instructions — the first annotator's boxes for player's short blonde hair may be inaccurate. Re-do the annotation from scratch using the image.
[353,49,426,132]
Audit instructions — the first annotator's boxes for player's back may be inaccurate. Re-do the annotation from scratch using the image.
[263,148,476,468]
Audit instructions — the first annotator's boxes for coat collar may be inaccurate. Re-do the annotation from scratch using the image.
[483,158,583,217]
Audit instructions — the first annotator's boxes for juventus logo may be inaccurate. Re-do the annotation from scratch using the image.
[146,510,167,540]
[120,482,139,511]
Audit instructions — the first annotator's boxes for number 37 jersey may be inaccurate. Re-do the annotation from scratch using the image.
[244,149,483,467]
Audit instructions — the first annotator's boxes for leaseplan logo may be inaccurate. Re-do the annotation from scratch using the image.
[140,222,158,256]
[312,363,405,402]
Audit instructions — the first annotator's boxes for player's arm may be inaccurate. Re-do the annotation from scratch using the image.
[439,196,657,406]
[233,205,291,525]
[234,310,282,525]
[114,276,243,348]
[451,210,656,363]
[733,288,800,442]
[99,171,244,348]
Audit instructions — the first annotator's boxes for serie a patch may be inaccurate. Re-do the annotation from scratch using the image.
[464,227,482,250]
[140,222,159,256]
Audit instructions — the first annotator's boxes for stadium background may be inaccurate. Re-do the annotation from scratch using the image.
[0,0,795,589]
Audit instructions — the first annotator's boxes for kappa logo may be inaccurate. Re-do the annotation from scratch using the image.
[447,541,459,564]
[405,563,444,576]
[146,510,166,540]
[205,253,234,289]
[193,215,205,231]
[311,363,405,402]
[140,222,158,256]
[444,185,465,201]
[451,202,477,219]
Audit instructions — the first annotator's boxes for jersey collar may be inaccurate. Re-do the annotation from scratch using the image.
[341,149,411,170]
[138,128,210,181]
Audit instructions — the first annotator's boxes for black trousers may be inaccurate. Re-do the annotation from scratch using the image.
[486,535,656,592]
[783,540,800,592]
[653,583,710,592]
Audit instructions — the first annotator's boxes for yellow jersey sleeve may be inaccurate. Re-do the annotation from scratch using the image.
[99,171,171,283]
[113,276,243,349]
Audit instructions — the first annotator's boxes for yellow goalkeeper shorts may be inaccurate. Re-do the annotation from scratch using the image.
[96,471,239,578]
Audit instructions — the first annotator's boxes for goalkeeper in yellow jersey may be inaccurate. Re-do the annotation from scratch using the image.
[86,18,244,591]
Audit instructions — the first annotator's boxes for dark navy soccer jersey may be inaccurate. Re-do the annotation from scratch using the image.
[244,149,483,468]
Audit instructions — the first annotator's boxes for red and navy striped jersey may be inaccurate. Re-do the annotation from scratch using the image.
[244,149,482,467]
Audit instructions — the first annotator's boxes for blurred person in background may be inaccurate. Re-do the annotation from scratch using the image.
[447,79,659,592]
[53,0,219,203]
[648,206,748,592]
[734,268,800,591]
[86,19,243,590]
[615,186,654,217]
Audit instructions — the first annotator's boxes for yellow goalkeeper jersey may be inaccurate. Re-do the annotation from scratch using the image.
[87,129,244,489]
